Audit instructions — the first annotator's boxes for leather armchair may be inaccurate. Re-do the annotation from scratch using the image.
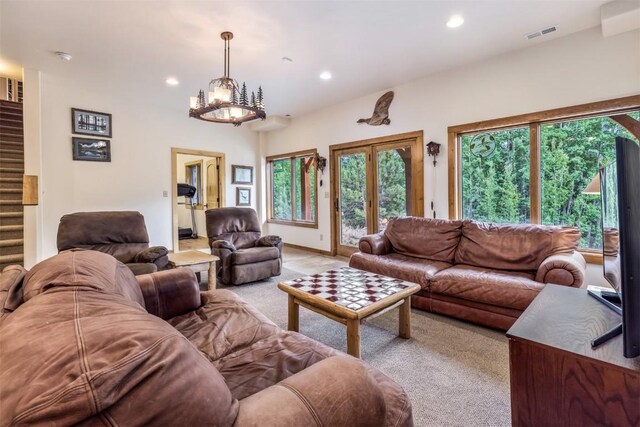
[205,207,282,285]
[56,211,169,275]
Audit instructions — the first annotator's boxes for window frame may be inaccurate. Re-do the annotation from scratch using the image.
[448,95,640,264]
[266,148,319,228]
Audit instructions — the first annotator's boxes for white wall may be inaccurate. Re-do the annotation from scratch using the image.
[29,72,259,263]
[264,27,640,285]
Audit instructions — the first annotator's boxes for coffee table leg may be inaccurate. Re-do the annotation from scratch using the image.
[347,319,361,358]
[208,261,216,290]
[288,295,299,332]
[399,296,411,339]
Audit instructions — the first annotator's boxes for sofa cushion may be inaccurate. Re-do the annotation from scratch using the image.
[454,221,580,271]
[214,329,413,427]
[169,289,280,362]
[430,264,544,311]
[385,217,463,263]
[349,252,451,289]
[23,250,146,308]
[232,246,280,265]
[0,255,238,426]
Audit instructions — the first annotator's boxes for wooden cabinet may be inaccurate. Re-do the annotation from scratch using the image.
[507,285,640,426]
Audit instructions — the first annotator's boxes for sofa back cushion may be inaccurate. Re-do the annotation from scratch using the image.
[1,254,238,426]
[455,221,580,271]
[385,217,464,263]
[23,249,146,308]
[57,211,150,263]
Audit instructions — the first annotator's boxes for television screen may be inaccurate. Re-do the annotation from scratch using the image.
[598,136,640,358]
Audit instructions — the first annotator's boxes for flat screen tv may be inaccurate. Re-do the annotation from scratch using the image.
[590,136,640,358]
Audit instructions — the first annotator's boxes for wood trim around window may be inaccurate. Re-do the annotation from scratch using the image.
[447,95,640,264]
[266,148,319,228]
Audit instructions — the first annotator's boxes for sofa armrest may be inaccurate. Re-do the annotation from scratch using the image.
[210,240,236,285]
[136,268,201,319]
[358,233,391,255]
[134,246,169,264]
[535,251,586,287]
[256,236,283,257]
[234,356,385,427]
[256,235,281,247]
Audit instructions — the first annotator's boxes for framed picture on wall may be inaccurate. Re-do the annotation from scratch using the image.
[231,165,253,185]
[236,187,251,206]
[71,108,112,138]
[72,137,111,162]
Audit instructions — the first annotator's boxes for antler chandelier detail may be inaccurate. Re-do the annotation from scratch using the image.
[189,32,266,126]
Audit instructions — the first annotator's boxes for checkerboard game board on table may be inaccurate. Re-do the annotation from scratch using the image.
[282,267,415,311]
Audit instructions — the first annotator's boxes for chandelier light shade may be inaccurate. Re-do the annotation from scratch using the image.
[189,32,266,126]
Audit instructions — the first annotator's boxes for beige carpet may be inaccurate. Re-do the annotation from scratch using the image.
[217,256,511,427]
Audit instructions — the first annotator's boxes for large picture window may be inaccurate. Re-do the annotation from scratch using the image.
[449,96,640,260]
[267,149,318,228]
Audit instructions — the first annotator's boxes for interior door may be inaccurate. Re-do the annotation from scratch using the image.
[206,158,220,209]
[333,147,372,257]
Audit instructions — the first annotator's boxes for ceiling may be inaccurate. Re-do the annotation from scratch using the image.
[0,0,611,117]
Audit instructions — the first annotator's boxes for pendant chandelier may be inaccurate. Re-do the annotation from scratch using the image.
[189,32,265,126]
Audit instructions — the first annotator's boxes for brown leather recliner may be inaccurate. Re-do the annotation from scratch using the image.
[56,211,169,275]
[206,207,282,285]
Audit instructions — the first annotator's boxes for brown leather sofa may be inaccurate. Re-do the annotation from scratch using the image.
[206,207,282,285]
[0,250,413,426]
[57,210,169,275]
[350,217,586,330]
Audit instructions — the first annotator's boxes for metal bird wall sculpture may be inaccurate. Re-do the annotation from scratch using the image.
[357,91,394,125]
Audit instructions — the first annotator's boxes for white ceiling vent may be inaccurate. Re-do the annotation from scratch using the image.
[525,26,557,40]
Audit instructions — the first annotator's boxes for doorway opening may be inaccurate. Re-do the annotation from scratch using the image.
[171,148,225,253]
[330,131,424,257]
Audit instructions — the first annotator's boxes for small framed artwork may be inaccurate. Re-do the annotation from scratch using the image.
[232,165,253,185]
[72,108,112,138]
[236,187,251,206]
[72,137,111,162]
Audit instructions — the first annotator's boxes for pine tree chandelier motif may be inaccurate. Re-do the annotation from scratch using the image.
[189,32,265,126]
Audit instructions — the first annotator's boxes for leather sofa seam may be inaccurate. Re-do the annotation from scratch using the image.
[278,383,323,427]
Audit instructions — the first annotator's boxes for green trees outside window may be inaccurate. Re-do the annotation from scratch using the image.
[269,152,317,226]
[460,112,639,249]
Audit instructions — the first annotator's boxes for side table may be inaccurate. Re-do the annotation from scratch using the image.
[167,250,219,290]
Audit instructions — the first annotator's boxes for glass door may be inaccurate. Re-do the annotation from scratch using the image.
[334,148,371,256]
[331,133,423,256]
[374,142,413,232]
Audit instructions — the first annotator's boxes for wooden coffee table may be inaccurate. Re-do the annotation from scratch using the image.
[278,267,421,358]
[168,250,219,290]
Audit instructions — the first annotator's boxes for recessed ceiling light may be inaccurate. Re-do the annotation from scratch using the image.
[55,51,72,61]
[446,15,464,28]
[165,77,179,86]
[320,71,332,80]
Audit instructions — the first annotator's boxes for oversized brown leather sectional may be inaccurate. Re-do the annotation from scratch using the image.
[0,250,412,426]
[350,217,586,330]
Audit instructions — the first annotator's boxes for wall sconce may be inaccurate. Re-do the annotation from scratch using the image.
[426,141,441,167]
